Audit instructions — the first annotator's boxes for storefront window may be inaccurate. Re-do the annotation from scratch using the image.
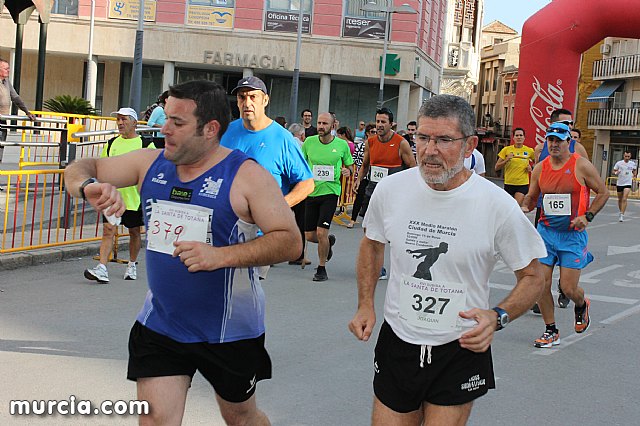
[51,0,78,15]
[267,0,312,12]
[344,0,383,18]
[119,63,164,115]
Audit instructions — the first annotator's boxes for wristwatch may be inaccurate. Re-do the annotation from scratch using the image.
[79,177,98,200]
[492,307,509,331]
[585,212,595,222]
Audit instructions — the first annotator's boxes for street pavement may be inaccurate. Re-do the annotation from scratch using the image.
[1,187,640,424]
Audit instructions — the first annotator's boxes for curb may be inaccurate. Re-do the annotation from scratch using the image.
[0,241,132,271]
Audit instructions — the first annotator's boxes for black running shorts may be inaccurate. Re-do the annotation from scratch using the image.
[127,322,272,403]
[304,194,339,231]
[373,321,495,413]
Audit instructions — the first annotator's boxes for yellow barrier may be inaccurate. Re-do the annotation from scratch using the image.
[333,174,357,226]
[0,168,140,258]
[605,176,640,199]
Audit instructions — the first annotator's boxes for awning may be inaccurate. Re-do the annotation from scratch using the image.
[586,80,624,102]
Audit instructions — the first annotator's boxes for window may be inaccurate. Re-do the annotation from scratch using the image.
[511,80,517,94]
[492,67,498,91]
[189,0,235,5]
[267,0,312,12]
[504,81,511,95]
[51,0,78,15]
[345,0,383,18]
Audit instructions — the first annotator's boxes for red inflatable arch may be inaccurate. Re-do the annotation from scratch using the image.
[513,0,640,148]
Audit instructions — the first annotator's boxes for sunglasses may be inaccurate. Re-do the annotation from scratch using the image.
[546,127,570,135]
[557,120,574,126]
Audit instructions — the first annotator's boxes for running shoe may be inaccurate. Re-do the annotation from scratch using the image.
[619,213,624,222]
[557,280,569,308]
[533,330,560,348]
[327,234,336,261]
[531,303,541,314]
[575,298,591,333]
[379,267,388,280]
[124,262,137,280]
[313,267,328,282]
[84,264,109,284]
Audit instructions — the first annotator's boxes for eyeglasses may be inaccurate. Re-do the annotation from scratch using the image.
[416,134,470,146]
[557,120,574,126]
[302,114,312,118]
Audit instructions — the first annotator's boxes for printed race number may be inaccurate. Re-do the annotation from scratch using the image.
[147,201,211,255]
[399,274,467,331]
[411,295,451,314]
[543,194,571,216]
[313,165,334,182]
[370,166,388,183]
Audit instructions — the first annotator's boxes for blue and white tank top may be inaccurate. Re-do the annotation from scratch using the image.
[137,149,264,343]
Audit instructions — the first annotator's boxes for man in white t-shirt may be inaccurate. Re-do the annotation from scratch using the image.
[348,95,545,426]
[613,150,637,222]
[463,148,486,176]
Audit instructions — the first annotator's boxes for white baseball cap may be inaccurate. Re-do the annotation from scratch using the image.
[111,107,138,121]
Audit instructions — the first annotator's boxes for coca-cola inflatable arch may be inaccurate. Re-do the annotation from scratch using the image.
[513,0,640,148]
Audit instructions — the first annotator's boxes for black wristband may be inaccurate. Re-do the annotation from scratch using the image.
[585,211,595,222]
[79,177,98,200]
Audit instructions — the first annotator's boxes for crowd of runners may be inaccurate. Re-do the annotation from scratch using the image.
[66,76,617,425]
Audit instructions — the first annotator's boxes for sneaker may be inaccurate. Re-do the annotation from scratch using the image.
[533,330,560,348]
[619,213,624,222]
[326,234,336,261]
[575,298,591,333]
[124,262,137,280]
[557,281,569,308]
[84,264,109,284]
[531,303,541,314]
[313,267,328,282]
[379,267,388,280]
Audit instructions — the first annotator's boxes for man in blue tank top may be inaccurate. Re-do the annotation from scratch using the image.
[65,80,301,425]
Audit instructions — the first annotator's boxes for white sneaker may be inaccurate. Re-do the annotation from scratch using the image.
[124,262,137,280]
[619,213,624,222]
[84,264,109,283]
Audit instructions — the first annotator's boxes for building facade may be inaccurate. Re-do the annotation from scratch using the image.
[587,37,640,180]
[1,0,447,130]
[469,20,519,176]
[439,0,483,102]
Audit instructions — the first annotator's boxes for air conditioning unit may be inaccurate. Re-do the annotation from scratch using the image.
[600,44,611,54]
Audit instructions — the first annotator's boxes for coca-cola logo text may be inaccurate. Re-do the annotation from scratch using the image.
[529,76,565,145]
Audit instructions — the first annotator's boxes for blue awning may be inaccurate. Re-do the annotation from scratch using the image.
[586,80,624,102]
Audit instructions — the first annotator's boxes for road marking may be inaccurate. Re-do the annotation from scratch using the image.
[489,282,637,304]
[613,279,640,288]
[607,244,640,256]
[600,304,640,325]
[531,332,593,356]
[580,264,624,283]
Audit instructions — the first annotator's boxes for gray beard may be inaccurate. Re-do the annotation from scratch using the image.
[419,148,466,185]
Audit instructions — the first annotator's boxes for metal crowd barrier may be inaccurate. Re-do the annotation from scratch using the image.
[333,173,357,226]
[0,123,159,255]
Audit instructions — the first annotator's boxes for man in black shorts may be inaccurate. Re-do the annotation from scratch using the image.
[349,95,545,425]
[83,107,153,283]
[302,112,354,281]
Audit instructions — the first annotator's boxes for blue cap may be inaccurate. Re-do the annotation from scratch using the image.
[545,122,571,140]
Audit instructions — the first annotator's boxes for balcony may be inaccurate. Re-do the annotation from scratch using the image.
[588,108,640,129]
[593,54,640,79]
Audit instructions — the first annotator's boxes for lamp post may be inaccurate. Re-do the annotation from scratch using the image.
[361,1,417,109]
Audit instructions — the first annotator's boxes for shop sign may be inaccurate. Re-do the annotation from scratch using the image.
[264,11,311,33]
[203,51,288,70]
[108,0,156,22]
[186,4,234,28]
[342,17,386,40]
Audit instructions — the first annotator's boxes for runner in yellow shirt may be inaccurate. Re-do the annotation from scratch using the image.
[495,127,534,204]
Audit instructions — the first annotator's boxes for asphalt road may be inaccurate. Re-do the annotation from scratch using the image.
[1,195,639,425]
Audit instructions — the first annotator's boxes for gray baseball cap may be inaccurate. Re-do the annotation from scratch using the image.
[231,76,268,95]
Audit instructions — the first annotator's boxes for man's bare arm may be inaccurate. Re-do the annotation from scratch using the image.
[400,140,416,167]
[174,160,301,272]
[284,178,314,207]
[521,163,542,212]
[348,237,385,342]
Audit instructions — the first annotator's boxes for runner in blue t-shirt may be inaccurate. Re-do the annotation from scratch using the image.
[221,76,314,270]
